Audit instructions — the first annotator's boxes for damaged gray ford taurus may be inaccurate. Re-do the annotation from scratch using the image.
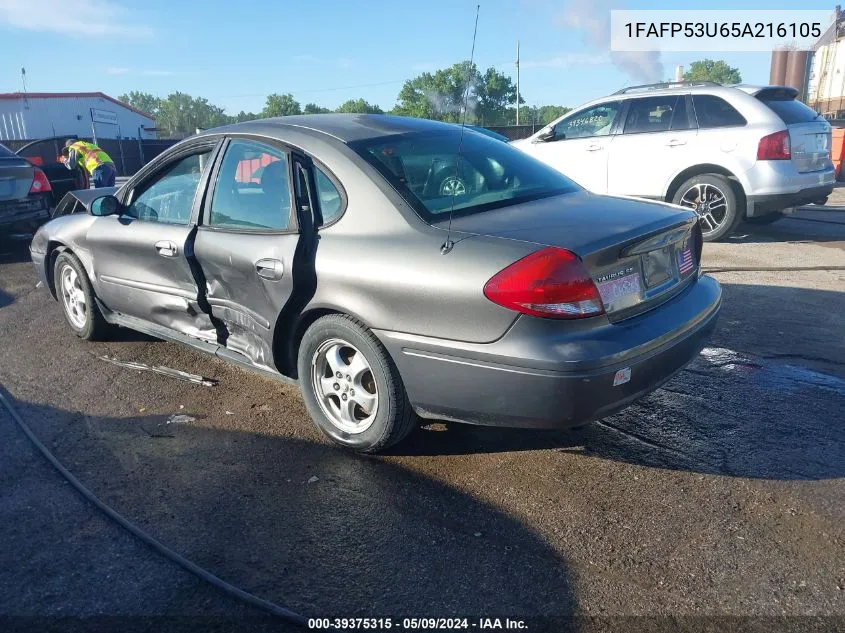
[29,114,721,452]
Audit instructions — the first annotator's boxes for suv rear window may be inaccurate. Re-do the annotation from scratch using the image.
[0,143,16,158]
[758,96,821,124]
[692,95,747,128]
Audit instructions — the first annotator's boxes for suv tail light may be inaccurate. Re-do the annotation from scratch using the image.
[484,247,605,319]
[757,130,791,160]
[29,168,52,194]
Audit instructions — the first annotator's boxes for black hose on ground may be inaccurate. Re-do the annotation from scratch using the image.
[0,388,308,628]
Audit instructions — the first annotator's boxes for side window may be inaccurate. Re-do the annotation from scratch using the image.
[125,151,210,224]
[692,95,747,129]
[623,96,690,134]
[208,139,291,231]
[554,102,620,140]
[314,167,343,226]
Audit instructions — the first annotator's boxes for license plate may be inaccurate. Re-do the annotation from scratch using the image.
[596,272,641,309]
[0,179,12,197]
[642,247,672,288]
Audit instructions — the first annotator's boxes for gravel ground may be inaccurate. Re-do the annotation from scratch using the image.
[0,210,843,633]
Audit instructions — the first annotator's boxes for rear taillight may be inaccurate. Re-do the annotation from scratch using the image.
[29,169,52,194]
[757,130,790,160]
[484,247,605,319]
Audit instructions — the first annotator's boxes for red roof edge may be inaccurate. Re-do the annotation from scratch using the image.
[0,92,155,121]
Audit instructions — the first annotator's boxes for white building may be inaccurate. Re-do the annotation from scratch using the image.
[0,92,156,142]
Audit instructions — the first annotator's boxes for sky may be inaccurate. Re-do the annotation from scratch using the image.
[0,0,834,116]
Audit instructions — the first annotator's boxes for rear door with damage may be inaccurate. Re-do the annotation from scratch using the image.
[86,138,222,340]
[192,137,305,369]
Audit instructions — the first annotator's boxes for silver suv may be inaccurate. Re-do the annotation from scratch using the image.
[512,82,835,240]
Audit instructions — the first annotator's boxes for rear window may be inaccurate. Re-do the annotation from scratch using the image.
[692,95,747,128]
[759,97,821,124]
[0,143,15,158]
[350,130,580,222]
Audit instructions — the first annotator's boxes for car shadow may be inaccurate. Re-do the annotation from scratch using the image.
[391,283,845,482]
[726,211,845,244]
[1,390,577,625]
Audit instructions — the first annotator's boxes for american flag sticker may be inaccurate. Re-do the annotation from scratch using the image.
[678,247,694,275]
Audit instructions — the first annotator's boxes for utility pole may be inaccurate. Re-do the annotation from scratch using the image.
[516,40,521,125]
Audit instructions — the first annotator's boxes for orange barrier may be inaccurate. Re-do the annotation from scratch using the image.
[832,128,845,162]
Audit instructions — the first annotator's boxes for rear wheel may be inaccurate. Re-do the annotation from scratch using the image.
[672,174,741,242]
[297,314,416,453]
[54,251,109,341]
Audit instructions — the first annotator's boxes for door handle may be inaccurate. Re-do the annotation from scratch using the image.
[586,144,603,152]
[154,240,178,257]
[255,258,284,281]
[666,139,687,147]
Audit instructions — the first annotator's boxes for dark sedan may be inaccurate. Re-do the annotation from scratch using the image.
[30,115,721,452]
[0,142,54,235]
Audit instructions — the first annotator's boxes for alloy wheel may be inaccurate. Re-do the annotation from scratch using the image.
[678,182,729,238]
[311,338,379,434]
[60,264,87,329]
[439,176,467,197]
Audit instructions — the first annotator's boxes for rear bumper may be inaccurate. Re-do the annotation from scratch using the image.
[744,161,835,217]
[375,275,721,428]
[0,195,51,232]
[747,184,834,216]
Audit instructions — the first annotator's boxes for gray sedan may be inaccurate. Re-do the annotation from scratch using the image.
[30,115,721,452]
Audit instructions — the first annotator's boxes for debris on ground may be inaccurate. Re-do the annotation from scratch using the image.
[97,355,217,386]
[166,414,196,425]
[225,411,234,415]
[307,476,319,484]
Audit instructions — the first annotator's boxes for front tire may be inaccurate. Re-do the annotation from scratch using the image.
[54,251,109,341]
[672,174,742,241]
[297,314,415,453]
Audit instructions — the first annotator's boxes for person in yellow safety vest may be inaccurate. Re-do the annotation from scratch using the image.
[61,139,117,188]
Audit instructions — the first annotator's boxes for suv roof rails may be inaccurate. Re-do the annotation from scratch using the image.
[612,81,722,95]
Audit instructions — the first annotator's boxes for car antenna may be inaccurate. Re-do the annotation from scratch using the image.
[441,3,480,256]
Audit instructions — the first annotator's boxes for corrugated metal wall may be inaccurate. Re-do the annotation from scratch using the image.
[0,95,155,142]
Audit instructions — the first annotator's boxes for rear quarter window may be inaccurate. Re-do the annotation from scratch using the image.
[759,97,821,124]
[692,95,747,129]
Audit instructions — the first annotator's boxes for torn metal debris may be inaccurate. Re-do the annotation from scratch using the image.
[97,355,217,387]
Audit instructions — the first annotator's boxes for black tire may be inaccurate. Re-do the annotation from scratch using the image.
[53,251,109,341]
[671,174,742,242]
[297,314,416,453]
[745,213,784,226]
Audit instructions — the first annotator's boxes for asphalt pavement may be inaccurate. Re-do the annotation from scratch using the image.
[0,209,843,632]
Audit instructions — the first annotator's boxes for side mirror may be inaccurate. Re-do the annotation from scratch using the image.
[90,195,121,217]
[535,127,557,143]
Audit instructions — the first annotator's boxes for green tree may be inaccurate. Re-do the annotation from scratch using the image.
[476,67,520,126]
[232,110,260,123]
[304,103,331,114]
[683,59,742,85]
[393,62,476,123]
[335,98,383,114]
[263,93,302,118]
[118,91,161,117]
[153,92,230,137]
[393,62,521,125]
[537,105,571,126]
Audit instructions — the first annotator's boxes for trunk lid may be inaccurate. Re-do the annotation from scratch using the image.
[438,191,700,320]
[786,120,832,173]
[756,88,832,174]
[0,157,35,202]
